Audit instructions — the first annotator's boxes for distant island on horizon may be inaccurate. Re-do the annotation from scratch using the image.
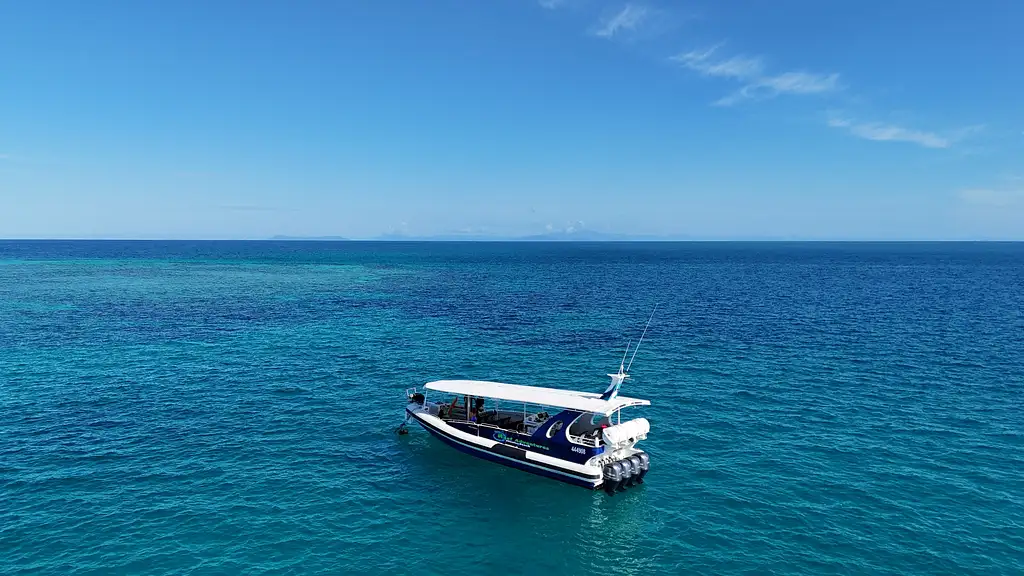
[265,233,1022,242]
[369,230,666,242]
[272,230,686,242]
[270,235,352,241]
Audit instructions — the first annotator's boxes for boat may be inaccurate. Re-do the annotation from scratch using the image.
[398,312,656,494]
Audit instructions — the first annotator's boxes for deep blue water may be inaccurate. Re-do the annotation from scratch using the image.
[1,241,1022,575]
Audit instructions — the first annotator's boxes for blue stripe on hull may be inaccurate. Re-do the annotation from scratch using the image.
[418,418,599,490]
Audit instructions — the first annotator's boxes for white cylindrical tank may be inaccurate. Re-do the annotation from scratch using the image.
[602,417,650,448]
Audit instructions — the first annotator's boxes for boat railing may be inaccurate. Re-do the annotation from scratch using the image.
[475,422,509,434]
[567,434,601,448]
[476,419,529,434]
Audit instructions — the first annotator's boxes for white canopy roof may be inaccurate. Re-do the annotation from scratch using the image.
[424,379,650,415]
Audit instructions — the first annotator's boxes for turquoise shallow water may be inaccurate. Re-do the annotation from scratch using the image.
[1,241,1023,575]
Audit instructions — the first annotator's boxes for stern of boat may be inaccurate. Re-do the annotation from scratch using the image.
[592,417,651,494]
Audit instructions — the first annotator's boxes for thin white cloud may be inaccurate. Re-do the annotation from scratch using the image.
[758,71,840,94]
[671,45,839,105]
[827,117,953,148]
[671,47,763,80]
[958,189,1024,207]
[538,5,986,149]
[566,220,585,233]
[715,73,840,106]
[594,4,649,38]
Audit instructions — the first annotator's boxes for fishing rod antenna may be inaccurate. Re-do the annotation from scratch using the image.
[626,304,658,373]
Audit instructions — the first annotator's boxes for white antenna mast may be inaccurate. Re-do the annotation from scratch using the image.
[626,304,658,373]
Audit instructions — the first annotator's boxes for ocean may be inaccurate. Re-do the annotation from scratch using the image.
[1,240,1022,575]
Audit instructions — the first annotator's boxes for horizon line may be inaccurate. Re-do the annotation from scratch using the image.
[1,238,1023,243]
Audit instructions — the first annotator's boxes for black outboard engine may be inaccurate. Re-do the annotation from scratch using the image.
[635,452,650,482]
[603,461,626,495]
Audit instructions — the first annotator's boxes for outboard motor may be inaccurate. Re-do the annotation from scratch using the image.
[603,461,625,495]
[616,460,631,492]
[627,455,644,486]
[635,452,650,482]
[621,457,638,487]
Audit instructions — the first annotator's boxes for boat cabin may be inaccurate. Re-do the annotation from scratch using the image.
[418,379,650,463]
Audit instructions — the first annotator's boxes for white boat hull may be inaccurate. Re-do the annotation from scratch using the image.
[406,405,604,489]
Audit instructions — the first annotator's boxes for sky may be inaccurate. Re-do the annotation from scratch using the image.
[1,0,1022,240]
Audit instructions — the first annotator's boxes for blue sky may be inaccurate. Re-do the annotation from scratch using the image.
[1,0,1021,239]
